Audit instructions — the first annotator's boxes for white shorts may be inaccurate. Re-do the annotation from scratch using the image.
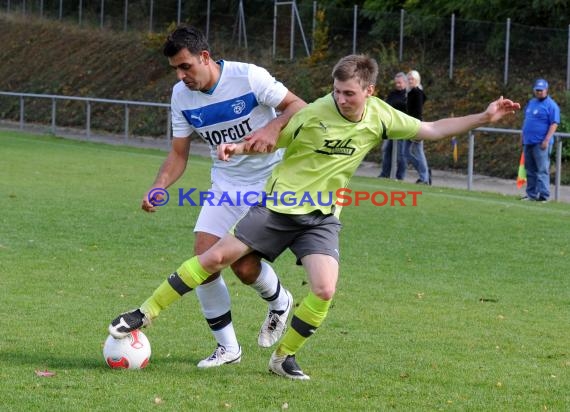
[194,180,266,238]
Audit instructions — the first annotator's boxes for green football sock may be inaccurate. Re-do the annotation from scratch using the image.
[141,256,211,319]
[277,292,332,356]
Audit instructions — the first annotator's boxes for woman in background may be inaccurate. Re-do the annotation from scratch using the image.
[379,72,408,180]
[405,70,431,185]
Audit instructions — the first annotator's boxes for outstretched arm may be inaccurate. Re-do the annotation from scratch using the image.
[417,96,521,141]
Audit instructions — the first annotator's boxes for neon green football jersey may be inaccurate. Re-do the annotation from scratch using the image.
[263,93,420,216]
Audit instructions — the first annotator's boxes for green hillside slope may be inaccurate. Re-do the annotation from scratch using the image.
[0,14,568,182]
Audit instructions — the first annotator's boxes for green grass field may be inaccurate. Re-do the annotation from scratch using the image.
[1,131,569,411]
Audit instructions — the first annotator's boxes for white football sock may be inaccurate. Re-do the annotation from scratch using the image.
[195,275,240,353]
[250,261,289,312]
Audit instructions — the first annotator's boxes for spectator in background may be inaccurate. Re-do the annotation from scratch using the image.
[405,70,431,185]
[520,78,560,202]
[379,72,408,180]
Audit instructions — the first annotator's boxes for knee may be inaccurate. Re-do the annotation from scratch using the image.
[312,285,336,301]
[230,258,261,285]
[200,249,230,274]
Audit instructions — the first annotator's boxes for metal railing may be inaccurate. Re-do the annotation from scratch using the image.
[1,91,568,201]
[2,2,570,87]
[0,91,171,143]
[469,127,570,202]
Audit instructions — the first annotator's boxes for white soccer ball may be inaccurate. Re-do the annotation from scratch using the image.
[103,330,151,369]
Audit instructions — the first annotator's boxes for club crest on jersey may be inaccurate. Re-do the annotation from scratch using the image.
[232,99,247,115]
[315,138,356,156]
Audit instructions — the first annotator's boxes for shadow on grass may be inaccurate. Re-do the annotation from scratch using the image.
[0,346,206,370]
[0,348,104,370]
[150,353,201,366]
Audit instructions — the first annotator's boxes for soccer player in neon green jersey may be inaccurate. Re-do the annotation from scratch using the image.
[109,54,520,380]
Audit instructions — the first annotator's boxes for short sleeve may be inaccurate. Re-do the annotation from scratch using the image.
[171,85,194,138]
[248,64,289,109]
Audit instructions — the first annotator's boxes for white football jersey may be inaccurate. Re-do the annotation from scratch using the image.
[171,60,288,187]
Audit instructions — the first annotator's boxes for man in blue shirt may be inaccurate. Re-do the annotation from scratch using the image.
[521,78,560,202]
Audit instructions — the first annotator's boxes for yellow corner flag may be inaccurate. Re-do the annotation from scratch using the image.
[451,137,458,164]
[516,152,526,189]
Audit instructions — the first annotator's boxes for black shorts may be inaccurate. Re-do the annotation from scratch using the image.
[233,205,342,264]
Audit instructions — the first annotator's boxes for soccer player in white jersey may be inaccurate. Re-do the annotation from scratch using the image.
[110,54,520,379]
[108,25,306,368]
